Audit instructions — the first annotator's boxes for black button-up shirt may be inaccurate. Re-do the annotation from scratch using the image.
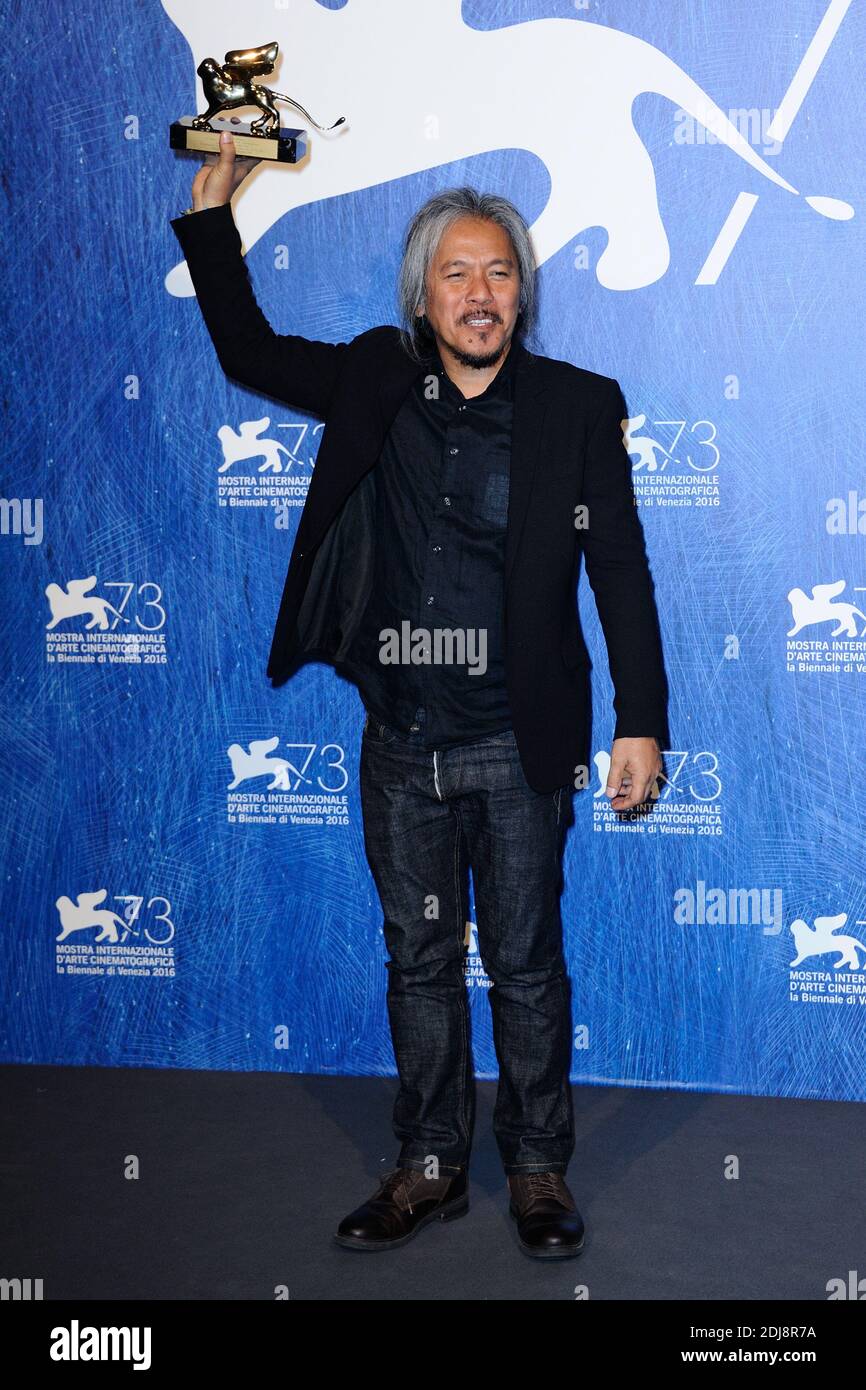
[347,339,517,748]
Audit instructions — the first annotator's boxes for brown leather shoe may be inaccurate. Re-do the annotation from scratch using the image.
[507,1172,585,1258]
[334,1167,469,1251]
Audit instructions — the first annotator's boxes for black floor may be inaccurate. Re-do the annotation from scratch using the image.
[1,1064,863,1300]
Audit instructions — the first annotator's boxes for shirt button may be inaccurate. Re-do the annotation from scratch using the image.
[426,595,434,605]
[449,446,459,455]
[432,544,442,553]
[458,405,466,412]
[443,496,451,506]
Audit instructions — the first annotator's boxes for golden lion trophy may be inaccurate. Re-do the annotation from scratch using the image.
[169,39,346,164]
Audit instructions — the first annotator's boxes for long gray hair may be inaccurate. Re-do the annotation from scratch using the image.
[396,186,538,364]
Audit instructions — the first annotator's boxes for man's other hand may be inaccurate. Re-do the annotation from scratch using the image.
[604,737,662,811]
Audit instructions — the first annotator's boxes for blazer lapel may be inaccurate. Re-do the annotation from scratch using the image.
[506,345,549,586]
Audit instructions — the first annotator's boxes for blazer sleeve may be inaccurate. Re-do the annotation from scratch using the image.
[578,376,670,747]
[169,203,349,420]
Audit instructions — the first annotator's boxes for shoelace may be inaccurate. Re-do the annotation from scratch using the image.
[376,1168,454,1214]
[376,1168,417,1214]
[521,1172,566,1208]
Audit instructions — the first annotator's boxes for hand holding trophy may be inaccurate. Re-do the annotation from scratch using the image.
[187,130,262,212]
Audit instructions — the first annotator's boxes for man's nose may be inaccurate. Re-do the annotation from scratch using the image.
[465,289,493,307]
[465,274,493,302]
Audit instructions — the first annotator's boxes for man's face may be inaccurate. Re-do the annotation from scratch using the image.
[417,215,521,370]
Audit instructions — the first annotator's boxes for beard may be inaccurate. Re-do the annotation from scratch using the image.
[415,311,522,369]
[442,323,513,370]
[448,341,507,370]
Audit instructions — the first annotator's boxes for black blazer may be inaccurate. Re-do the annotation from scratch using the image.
[170,203,670,793]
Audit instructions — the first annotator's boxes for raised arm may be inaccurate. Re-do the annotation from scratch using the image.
[169,132,348,420]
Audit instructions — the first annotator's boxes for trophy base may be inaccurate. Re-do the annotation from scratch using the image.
[170,115,307,163]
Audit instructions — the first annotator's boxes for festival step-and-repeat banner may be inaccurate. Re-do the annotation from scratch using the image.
[2,1,864,1100]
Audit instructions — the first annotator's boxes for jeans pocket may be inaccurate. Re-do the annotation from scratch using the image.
[364,717,400,745]
[479,727,516,746]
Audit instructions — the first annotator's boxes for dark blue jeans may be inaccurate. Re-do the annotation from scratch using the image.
[359,714,575,1177]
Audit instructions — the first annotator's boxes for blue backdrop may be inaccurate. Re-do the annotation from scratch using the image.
[2,0,864,1101]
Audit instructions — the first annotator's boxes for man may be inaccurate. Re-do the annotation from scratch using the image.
[171,132,669,1260]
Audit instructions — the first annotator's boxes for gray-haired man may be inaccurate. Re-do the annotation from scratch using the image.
[171,133,669,1258]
